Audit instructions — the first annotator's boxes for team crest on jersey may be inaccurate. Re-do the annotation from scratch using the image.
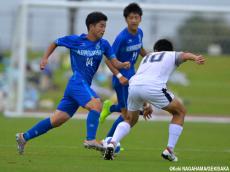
[127,39,132,43]
[95,42,100,50]
[80,42,86,46]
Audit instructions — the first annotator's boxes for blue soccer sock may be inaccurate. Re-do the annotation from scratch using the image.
[86,110,100,140]
[23,117,53,141]
[110,104,121,113]
[106,115,124,137]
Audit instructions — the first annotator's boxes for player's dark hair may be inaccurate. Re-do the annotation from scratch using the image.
[123,3,143,18]
[153,39,174,51]
[86,11,107,31]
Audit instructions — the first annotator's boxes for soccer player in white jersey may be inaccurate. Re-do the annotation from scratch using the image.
[104,39,205,161]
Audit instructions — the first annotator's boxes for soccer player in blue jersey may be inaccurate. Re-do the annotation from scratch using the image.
[99,3,147,137]
[16,11,130,155]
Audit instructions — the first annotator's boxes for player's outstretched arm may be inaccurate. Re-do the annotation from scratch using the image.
[110,58,130,70]
[105,59,128,85]
[180,52,205,65]
[40,42,57,70]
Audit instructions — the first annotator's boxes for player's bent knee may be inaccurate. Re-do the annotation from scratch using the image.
[178,105,186,117]
[92,101,102,112]
[182,108,186,117]
[86,99,102,112]
[174,109,185,118]
[171,101,186,118]
[51,111,70,127]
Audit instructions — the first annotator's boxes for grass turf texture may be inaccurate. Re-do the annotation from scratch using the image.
[0,116,229,172]
[168,56,230,115]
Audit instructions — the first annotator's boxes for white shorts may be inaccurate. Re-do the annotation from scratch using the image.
[127,85,175,111]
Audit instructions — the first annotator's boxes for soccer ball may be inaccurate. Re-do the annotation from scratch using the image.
[102,137,121,154]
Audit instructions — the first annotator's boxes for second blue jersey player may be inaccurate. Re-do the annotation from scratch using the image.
[99,3,147,138]
[16,12,130,155]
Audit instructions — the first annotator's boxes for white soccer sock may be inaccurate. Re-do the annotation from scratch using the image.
[167,123,183,150]
[111,121,131,145]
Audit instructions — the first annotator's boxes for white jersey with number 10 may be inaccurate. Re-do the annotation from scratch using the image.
[129,51,182,89]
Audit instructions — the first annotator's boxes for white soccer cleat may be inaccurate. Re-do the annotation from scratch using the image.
[161,148,178,162]
[16,133,26,155]
[83,140,105,152]
[104,143,115,160]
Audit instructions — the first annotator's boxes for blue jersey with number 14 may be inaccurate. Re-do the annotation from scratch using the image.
[55,34,115,85]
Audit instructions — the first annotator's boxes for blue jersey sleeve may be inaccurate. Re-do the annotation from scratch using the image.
[112,34,124,55]
[55,35,80,49]
[103,40,116,60]
[139,28,144,49]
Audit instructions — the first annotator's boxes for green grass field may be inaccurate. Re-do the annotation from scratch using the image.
[168,56,230,115]
[0,116,229,172]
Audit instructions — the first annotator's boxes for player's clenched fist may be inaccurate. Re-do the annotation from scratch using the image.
[122,61,130,69]
[40,57,48,70]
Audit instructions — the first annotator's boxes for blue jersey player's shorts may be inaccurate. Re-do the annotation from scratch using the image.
[113,83,129,109]
[57,79,99,117]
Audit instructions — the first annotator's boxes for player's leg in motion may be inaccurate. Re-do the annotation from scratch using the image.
[104,86,141,160]
[16,80,82,155]
[104,110,140,160]
[16,110,71,155]
[83,98,105,152]
[106,114,124,137]
[99,86,124,124]
[104,85,128,138]
[16,83,80,155]
[99,100,121,124]
[161,98,186,162]
[100,84,126,124]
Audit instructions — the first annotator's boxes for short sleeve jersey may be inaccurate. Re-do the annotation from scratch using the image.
[55,34,115,85]
[129,51,182,89]
[112,28,143,85]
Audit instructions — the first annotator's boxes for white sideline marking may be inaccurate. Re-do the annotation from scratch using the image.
[5,112,230,123]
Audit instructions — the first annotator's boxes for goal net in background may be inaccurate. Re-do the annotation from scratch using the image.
[5,0,230,117]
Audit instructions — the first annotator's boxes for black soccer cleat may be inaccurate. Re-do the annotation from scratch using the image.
[104,143,115,160]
